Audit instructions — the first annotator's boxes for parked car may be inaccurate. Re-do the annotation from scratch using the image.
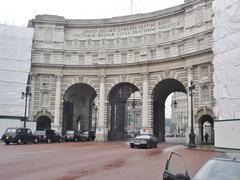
[64,130,84,142]
[34,129,62,143]
[130,134,158,149]
[1,127,39,145]
[163,151,240,180]
[82,130,96,141]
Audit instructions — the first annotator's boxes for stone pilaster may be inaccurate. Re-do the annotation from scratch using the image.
[29,74,36,121]
[141,73,150,133]
[53,75,62,131]
[96,75,106,141]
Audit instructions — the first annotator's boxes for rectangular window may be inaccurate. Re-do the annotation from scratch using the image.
[92,54,98,64]
[79,40,86,47]
[121,53,127,64]
[108,54,114,64]
[198,39,205,50]
[107,39,114,47]
[79,55,85,65]
[178,45,184,56]
[202,86,209,103]
[149,34,156,43]
[121,38,127,46]
[135,36,142,44]
[134,52,140,61]
[44,54,51,63]
[92,40,100,47]
[201,66,208,78]
[163,31,170,40]
[150,50,156,60]
[164,47,170,58]
[65,55,71,64]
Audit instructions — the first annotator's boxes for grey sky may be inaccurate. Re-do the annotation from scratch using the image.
[0,0,184,26]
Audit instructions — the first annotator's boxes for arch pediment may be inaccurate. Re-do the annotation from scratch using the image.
[195,106,215,121]
[34,110,54,122]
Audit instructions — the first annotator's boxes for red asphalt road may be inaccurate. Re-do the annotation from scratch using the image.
[0,142,221,180]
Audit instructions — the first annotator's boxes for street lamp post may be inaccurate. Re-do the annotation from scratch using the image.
[188,80,196,148]
[21,86,32,128]
[92,103,98,131]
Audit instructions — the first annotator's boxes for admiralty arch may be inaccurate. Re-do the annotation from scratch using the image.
[28,0,215,143]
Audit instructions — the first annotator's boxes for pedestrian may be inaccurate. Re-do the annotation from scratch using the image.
[204,132,209,144]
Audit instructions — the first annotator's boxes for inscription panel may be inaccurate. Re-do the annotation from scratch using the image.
[65,16,184,40]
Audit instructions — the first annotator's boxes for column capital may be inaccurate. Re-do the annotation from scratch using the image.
[98,75,106,83]
[98,75,106,78]
[141,72,149,80]
[186,66,193,72]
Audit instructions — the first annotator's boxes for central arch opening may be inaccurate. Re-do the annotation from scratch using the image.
[108,82,141,141]
[63,83,97,134]
[152,79,187,142]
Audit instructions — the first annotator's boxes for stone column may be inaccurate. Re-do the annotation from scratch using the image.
[53,75,62,131]
[141,73,150,133]
[29,74,36,121]
[96,75,106,141]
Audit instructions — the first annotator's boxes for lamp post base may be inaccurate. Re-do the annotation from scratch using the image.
[188,132,197,148]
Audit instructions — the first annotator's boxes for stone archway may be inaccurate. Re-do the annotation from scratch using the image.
[63,83,97,134]
[34,111,53,130]
[36,116,51,130]
[152,78,187,141]
[195,107,215,144]
[108,82,140,141]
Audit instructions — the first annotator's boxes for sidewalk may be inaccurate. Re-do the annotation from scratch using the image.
[188,144,240,154]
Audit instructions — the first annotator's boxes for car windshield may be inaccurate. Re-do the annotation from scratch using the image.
[192,159,240,180]
[34,131,45,135]
[135,135,150,139]
[6,128,17,133]
[66,131,74,135]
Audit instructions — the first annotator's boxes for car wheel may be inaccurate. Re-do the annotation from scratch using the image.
[17,139,22,144]
[147,143,151,149]
[74,138,78,142]
[58,138,62,143]
[130,144,134,149]
[34,138,38,144]
[5,142,10,145]
[47,138,51,143]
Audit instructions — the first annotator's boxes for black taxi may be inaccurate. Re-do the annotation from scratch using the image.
[1,127,39,145]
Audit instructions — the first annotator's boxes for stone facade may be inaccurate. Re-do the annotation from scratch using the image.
[28,0,215,143]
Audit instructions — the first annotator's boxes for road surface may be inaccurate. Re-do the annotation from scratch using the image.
[0,142,221,180]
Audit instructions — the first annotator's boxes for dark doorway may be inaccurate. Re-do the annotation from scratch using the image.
[200,115,214,144]
[63,83,96,135]
[36,116,51,130]
[108,83,140,141]
[63,101,73,133]
[152,79,186,142]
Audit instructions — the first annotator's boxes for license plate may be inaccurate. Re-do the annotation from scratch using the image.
[134,142,140,145]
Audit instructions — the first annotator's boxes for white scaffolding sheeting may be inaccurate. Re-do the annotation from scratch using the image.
[0,24,33,117]
[213,0,240,120]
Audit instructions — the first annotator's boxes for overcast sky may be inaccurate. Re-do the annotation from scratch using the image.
[0,0,184,26]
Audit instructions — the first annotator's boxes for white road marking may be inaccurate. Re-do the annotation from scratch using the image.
[16,150,56,155]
